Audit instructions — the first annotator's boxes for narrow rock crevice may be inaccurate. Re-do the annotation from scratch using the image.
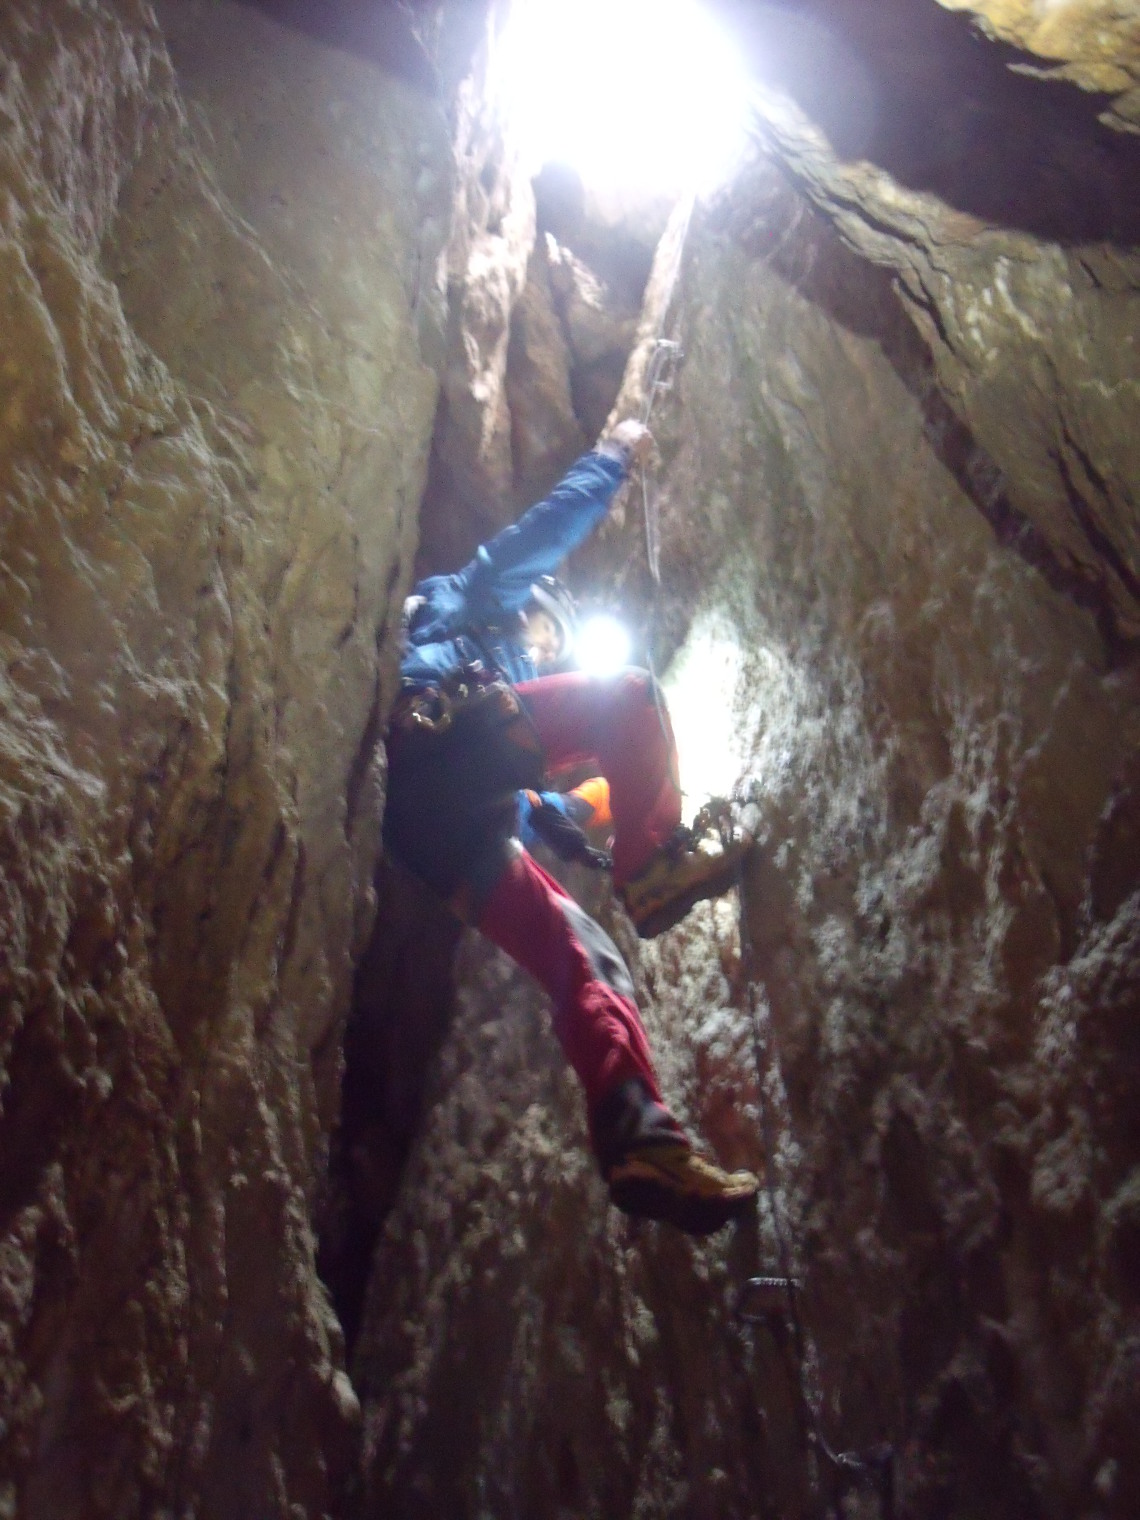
[3,2,1139,1517]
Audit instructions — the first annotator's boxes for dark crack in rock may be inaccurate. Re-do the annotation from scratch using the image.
[1,0,450,1512]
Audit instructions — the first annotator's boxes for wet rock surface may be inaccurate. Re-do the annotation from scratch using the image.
[1,0,446,1513]
[352,28,1139,1520]
[940,0,1140,131]
[415,130,657,574]
[354,882,788,1520]
[1,1,1138,1517]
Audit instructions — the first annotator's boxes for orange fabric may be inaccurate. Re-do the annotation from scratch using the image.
[516,670,682,885]
[572,775,612,829]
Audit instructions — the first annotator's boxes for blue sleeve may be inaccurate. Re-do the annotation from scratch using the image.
[517,789,541,848]
[517,788,576,850]
[460,450,627,620]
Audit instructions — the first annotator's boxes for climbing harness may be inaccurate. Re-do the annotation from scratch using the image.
[388,670,526,739]
[730,834,899,1520]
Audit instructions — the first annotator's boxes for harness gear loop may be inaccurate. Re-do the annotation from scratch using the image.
[407,687,454,734]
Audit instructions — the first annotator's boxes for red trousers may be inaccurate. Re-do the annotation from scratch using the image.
[515,668,682,887]
[478,670,684,1141]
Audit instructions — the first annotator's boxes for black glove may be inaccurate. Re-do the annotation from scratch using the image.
[529,797,613,871]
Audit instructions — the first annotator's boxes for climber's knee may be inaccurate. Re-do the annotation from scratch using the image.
[448,836,523,924]
[609,665,663,709]
[552,892,635,1001]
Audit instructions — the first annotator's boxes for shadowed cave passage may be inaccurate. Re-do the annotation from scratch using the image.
[717,0,1140,245]
[2,1,1139,1518]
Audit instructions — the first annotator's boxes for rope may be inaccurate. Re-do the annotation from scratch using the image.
[636,191,695,587]
[638,337,681,586]
[626,192,898,1520]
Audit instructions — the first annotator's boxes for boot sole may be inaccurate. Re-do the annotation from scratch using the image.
[609,1174,757,1236]
[626,851,749,939]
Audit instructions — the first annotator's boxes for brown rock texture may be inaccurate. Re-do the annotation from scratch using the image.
[940,0,1140,129]
[1,0,448,1513]
[355,878,787,1520]
[415,80,656,572]
[745,93,1140,652]
[3,1,1139,1518]
[351,17,1140,1520]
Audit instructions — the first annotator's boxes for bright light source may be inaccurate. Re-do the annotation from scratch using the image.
[663,609,745,806]
[576,614,632,677]
[495,0,752,197]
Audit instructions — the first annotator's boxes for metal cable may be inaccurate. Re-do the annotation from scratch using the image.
[635,197,694,802]
[735,862,898,1518]
[629,189,897,1518]
[629,188,898,1520]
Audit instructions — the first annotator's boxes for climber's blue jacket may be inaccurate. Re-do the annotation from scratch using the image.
[399,447,628,691]
[517,785,592,850]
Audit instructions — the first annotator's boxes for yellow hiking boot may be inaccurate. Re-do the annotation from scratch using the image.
[607,1141,759,1236]
[619,820,753,938]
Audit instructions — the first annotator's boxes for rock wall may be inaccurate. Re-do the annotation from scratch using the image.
[2,2,1138,1518]
[0,1,450,1513]
[940,0,1140,130]
[408,0,665,574]
[352,15,1140,1520]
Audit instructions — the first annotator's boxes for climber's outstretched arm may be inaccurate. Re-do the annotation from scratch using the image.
[463,421,653,619]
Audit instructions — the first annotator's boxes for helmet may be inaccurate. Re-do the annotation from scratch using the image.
[526,575,577,658]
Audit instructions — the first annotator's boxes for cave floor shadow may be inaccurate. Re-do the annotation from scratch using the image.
[317,858,462,1355]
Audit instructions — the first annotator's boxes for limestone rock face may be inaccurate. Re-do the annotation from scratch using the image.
[352,18,1139,1520]
[3,1,1139,1518]
[504,234,588,507]
[940,0,1140,130]
[745,99,1140,651]
[355,882,785,1520]
[416,93,655,572]
[645,158,1140,1514]
[0,1,448,1513]
[412,0,537,572]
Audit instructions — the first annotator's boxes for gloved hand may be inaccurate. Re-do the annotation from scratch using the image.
[603,419,654,469]
[526,793,613,871]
